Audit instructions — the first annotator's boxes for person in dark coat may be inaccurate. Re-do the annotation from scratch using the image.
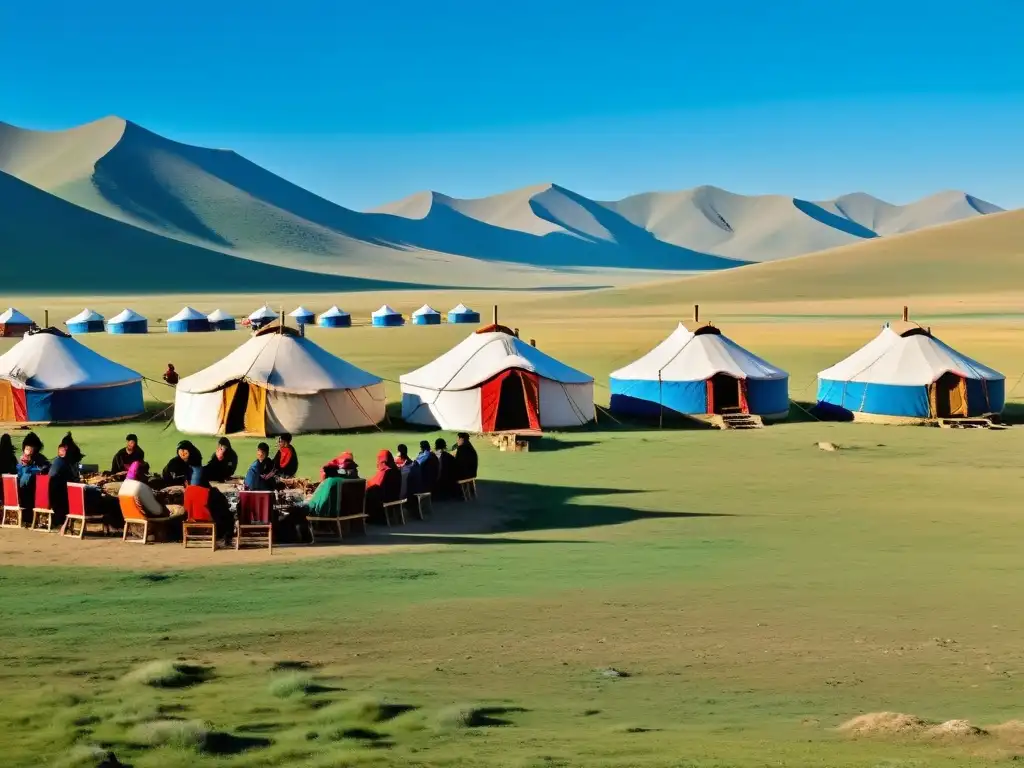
[434,438,459,500]
[163,363,179,386]
[16,434,50,523]
[243,443,275,491]
[395,443,423,498]
[111,434,144,474]
[453,433,478,481]
[204,437,239,482]
[415,440,439,494]
[271,433,298,478]
[162,440,202,484]
[48,436,83,527]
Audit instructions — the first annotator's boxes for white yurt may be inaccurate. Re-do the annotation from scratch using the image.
[0,308,34,337]
[447,303,480,324]
[816,320,1005,422]
[289,306,315,325]
[107,309,148,334]
[208,309,236,331]
[401,325,594,432]
[371,305,403,327]
[248,305,279,330]
[318,306,352,328]
[610,322,789,420]
[411,304,442,325]
[66,309,105,334]
[167,306,211,333]
[174,326,386,436]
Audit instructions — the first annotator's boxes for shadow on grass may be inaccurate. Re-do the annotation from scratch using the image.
[462,706,529,727]
[999,402,1024,425]
[204,731,273,756]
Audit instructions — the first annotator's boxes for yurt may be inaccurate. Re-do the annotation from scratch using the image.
[174,325,386,436]
[107,309,148,335]
[411,305,442,326]
[318,306,352,328]
[289,306,315,325]
[0,308,34,338]
[0,328,143,423]
[167,307,211,333]
[66,309,105,334]
[816,321,1005,423]
[371,305,403,327]
[447,303,480,324]
[609,322,789,420]
[208,309,236,331]
[401,324,594,432]
[248,305,279,330]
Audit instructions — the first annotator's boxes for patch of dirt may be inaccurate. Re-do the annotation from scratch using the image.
[926,719,988,739]
[838,712,929,736]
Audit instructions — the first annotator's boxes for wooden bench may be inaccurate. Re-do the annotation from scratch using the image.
[183,485,216,550]
[65,483,107,539]
[31,475,55,532]
[382,498,407,527]
[1,474,24,528]
[458,477,478,501]
[237,490,273,551]
[413,492,433,520]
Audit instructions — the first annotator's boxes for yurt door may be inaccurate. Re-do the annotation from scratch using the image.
[224,382,251,434]
[931,372,968,418]
[708,373,744,414]
[481,370,541,432]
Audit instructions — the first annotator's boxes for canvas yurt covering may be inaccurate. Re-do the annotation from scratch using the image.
[371,305,403,327]
[66,309,105,334]
[167,307,211,333]
[289,306,315,325]
[174,326,386,436]
[0,308,33,338]
[248,305,279,330]
[0,328,143,423]
[412,305,441,325]
[401,325,594,431]
[610,322,789,419]
[208,309,236,331]
[318,306,351,328]
[108,309,148,334]
[448,303,480,324]
[816,321,1005,422]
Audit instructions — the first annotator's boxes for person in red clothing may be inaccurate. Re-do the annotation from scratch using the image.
[365,449,401,523]
[163,363,179,386]
[321,450,359,480]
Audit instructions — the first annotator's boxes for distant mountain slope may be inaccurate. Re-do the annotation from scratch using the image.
[563,209,1024,307]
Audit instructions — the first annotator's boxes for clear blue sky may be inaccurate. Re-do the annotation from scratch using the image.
[3,0,1022,209]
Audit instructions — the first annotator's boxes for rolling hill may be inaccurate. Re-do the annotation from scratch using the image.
[565,208,1024,308]
[0,115,1008,292]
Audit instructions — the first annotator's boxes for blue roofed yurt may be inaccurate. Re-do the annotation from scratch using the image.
[207,309,236,331]
[0,308,34,338]
[447,303,480,324]
[411,304,442,325]
[371,305,403,327]
[289,306,315,325]
[66,309,105,334]
[610,322,789,421]
[248,305,279,331]
[816,321,1005,423]
[318,306,351,328]
[107,309,148,334]
[0,328,144,423]
[167,307,211,333]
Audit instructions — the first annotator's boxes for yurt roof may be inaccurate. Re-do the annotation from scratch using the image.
[0,328,141,389]
[449,303,475,314]
[67,309,104,324]
[371,304,399,317]
[168,306,207,322]
[177,332,382,395]
[818,326,1003,385]
[320,306,350,318]
[0,308,32,325]
[611,323,787,382]
[401,330,592,391]
[248,305,279,321]
[207,309,234,322]
[110,309,146,323]
[289,306,314,317]
[412,304,440,316]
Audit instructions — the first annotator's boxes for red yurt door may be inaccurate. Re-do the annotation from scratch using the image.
[480,370,541,432]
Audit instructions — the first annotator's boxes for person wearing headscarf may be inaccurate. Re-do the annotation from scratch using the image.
[187,466,234,546]
[321,450,359,480]
[162,441,202,484]
[204,437,239,482]
[243,443,276,491]
[272,433,298,478]
[453,432,478,482]
[415,440,439,495]
[119,461,174,519]
[365,449,402,523]
[434,438,459,500]
[111,433,145,474]
[59,432,84,466]
[395,443,423,498]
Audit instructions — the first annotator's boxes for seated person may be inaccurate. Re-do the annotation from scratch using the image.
[307,464,345,517]
[433,438,459,500]
[321,450,359,480]
[243,443,276,491]
[16,434,51,521]
[272,433,298,478]
[111,433,145,474]
[48,437,82,527]
[204,437,238,482]
[163,363,179,386]
[395,444,422,498]
[365,449,402,523]
[162,441,202,484]
[415,440,439,494]
[453,432,478,481]
[186,466,234,546]
[120,461,180,519]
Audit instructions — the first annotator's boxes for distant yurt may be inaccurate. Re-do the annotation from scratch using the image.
[401,325,594,432]
[816,321,1005,423]
[167,307,211,333]
[107,309,148,335]
[447,303,480,324]
[174,325,386,436]
[207,309,236,331]
[248,305,279,330]
[0,328,143,423]
[0,308,34,338]
[318,306,352,328]
[610,322,789,420]
[411,305,442,326]
[371,305,404,327]
[289,306,315,325]
[66,309,105,334]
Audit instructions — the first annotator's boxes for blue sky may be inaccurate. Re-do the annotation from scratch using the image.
[3,0,1022,209]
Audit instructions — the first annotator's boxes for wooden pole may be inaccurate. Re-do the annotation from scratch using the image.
[493,305,498,326]
[694,304,699,323]
[513,327,520,338]
[902,305,909,321]
[44,309,49,328]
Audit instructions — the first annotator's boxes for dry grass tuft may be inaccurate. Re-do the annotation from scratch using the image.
[838,712,929,736]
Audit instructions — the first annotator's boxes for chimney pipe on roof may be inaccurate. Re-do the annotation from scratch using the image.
[44,309,49,328]
[493,305,498,326]
[530,339,536,347]
[694,304,699,323]
[513,327,519,338]
[902,305,909,322]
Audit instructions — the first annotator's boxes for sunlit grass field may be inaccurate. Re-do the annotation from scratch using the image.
[3,291,1024,767]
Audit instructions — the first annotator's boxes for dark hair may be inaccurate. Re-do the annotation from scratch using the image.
[278,433,292,444]
[22,432,43,451]
[217,437,232,448]
[457,432,469,441]
[419,440,431,452]
[126,433,138,443]
[136,461,150,475]
[435,438,447,451]
[322,464,340,478]
[397,443,408,457]
[0,434,13,453]
[257,442,270,454]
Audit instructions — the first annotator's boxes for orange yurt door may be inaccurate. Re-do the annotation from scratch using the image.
[480,370,541,432]
[930,372,968,418]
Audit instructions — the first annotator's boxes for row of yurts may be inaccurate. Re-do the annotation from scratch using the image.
[0,311,1004,431]
[0,304,480,336]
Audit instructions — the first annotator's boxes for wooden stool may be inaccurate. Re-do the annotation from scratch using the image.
[458,478,478,501]
[414,492,433,520]
[382,499,407,527]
